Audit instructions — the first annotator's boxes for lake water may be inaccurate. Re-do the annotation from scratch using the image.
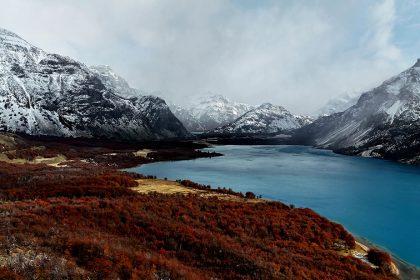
[128,145,420,267]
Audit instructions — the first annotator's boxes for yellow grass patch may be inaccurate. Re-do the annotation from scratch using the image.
[133,179,201,195]
[132,179,262,203]
[0,153,67,167]
[133,149,153,158]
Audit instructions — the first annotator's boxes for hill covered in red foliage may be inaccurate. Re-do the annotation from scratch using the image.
[0,134,398,279]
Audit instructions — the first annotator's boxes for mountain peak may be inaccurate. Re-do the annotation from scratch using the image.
[211,101,306,135]
[204,94,230,104]
[257,102,287,112]
[91,65,113,72]
[0,27,20,38]
[258,102,274,108]
[0,27,35,51]
[0,27,27,44]
[90,65,144,98]
[413,58,420,68]
[170,95,254,132]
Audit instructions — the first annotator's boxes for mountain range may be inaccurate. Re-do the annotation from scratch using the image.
[0,27,188,141]
[210,103,312,136]
[2,26,420,165]
[169,95,254,132]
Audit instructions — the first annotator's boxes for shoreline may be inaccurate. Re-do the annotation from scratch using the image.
[350,240,400,276]
[355,236,420,280]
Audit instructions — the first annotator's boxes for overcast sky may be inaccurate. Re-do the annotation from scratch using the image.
[1,0,420,114]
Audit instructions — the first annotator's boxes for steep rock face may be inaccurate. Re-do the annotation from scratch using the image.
[0,28,189,141]
[294,59,420,163]
[170,95,254,132]
[211,103,312,136]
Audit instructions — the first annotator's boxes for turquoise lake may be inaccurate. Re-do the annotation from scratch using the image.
[128,145,420,267]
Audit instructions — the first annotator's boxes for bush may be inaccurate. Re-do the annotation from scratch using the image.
[245,192,256,199]
[367,248,392,267]
[0,267,22,280]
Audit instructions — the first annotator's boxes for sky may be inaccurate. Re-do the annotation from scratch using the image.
[0,0,420,114]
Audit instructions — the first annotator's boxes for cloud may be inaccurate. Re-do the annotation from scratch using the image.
[0,0,413,114]
[369,0,400,60]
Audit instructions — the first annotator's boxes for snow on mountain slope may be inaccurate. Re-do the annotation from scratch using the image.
[170,95,254,132]
[90,65,144,98]
[211,103,312,135]
[0,27,189,141]
[294,59,420,163]
[169,104,206,132]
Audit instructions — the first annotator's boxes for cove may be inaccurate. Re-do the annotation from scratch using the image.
[127,145,420,267]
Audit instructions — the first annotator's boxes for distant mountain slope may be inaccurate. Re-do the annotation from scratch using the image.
[170,95,254,132]
[0,27,189,141]
[169,104,206,132]
[294,59,420,163]
[315,92,361,116]
[211,103,312,136]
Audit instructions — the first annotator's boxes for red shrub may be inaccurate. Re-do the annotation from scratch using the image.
[368,248,392,267]
[0,268,22,280]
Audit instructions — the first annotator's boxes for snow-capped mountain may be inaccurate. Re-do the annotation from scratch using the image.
[294,59,420,163]
[170,95,254,132]
[90,65,144,99]
[211,103,312,136]
[0,27,189,141]
[315,92,361,116]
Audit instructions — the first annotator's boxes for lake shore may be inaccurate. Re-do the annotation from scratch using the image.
[355,237,420,280]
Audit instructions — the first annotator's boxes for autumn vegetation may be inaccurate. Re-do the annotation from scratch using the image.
[367,249,394,273]
[3,134,221,168]
[0,135,398,279]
